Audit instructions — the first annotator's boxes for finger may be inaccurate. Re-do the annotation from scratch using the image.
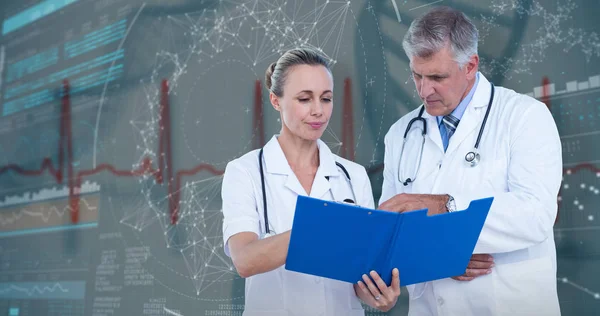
[378,195,410,212]
[358,280,384,308]
[391,268,401,296]
[356,280,371,297]
[467,260,494,269]
[378,200,404,212]
[452,276,475,281]
[471,254,494,262]
[405,202,427,213]
[376,200,395,211]
[362,273,384,302]
[463,268,492,278]
[386,202,411,213]
[369,270,393,300]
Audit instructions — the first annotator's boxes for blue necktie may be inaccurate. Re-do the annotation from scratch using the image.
[442,115,459,151]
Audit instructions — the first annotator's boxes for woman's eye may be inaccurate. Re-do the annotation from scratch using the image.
[299,98,310,102]
[322,98,332,102]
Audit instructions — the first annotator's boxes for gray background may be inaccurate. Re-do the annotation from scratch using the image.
[0,0,598,315]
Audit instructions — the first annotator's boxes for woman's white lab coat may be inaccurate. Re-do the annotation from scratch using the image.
[221,135,375,316]
[380,73,562,316]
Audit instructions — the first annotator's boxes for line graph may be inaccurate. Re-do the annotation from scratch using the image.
[0,196,97,225]
[0,281,85,300]
[0,194,98,237]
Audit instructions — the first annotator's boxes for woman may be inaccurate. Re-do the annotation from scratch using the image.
[221,48,400,315]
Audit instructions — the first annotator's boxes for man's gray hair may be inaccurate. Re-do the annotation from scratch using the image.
[402,6,479,68]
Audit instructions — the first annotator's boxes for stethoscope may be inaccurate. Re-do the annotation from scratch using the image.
[258,148,357,234]
[398,82,495,186]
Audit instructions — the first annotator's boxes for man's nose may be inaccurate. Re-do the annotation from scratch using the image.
[418,78,434,99]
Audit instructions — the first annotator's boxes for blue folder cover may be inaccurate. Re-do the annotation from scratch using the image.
[284,196,493,286]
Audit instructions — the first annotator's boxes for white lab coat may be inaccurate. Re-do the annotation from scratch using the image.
[380,73,562,316]
[221,135,375,316]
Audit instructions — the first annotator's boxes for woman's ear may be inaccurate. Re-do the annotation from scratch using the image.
[270,92,281,111]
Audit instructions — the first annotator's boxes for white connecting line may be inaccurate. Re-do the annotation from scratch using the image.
[410,0,444,11]
[390,0,402,22]
[164,307,184,316]
[558,277,600,299]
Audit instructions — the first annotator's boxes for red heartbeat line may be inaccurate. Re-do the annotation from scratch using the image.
[0,75,354,225]
[0,79,229,224]
[3,75,595,226]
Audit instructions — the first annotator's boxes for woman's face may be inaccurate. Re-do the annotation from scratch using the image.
[270,64,333,141]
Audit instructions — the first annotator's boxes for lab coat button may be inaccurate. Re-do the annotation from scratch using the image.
[315,277,321,284]
[437,297,444,306]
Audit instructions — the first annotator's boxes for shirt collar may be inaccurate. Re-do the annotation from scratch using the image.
[437,72,480,125]
[262,135,338,177]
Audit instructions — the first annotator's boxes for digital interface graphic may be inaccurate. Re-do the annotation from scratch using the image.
[0,0,598,315]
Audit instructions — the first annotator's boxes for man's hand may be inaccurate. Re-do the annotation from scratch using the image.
[378,193,449,215]
[452,254,494,281]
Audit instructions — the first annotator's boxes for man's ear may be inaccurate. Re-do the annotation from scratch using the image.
[269,92,281,111]
[465,54,479,80]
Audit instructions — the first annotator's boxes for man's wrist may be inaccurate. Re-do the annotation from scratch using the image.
[445,194,456,212]
[434,194,449,214]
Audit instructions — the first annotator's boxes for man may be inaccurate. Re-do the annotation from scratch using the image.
[378,6,562,316]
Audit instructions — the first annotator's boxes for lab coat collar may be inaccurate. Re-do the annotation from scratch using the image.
[262,135,338,197]
[420,110,444,152]
[263,135,337,175]
[444,73,493,155]
[262,135,292,175]
[470,73,492,109]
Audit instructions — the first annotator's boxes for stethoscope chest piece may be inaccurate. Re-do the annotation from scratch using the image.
[465,151,480,167]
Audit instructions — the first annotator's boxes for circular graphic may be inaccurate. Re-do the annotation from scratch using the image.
[101,1,393,303]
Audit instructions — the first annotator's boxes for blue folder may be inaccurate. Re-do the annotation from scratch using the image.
[284,196,493,286]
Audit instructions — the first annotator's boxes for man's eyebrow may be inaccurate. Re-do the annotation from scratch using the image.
[412,71,448,78]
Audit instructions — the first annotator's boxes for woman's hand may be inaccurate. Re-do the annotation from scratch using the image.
[355,268,401,312]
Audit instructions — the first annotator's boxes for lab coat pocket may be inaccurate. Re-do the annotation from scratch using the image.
[492,256,559,316]
[461,157,507,193]
[484,158,508,190]
[244,268,286,311]
[397,163,438,194]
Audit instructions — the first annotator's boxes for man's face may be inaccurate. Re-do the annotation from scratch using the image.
[410,43,478,117]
